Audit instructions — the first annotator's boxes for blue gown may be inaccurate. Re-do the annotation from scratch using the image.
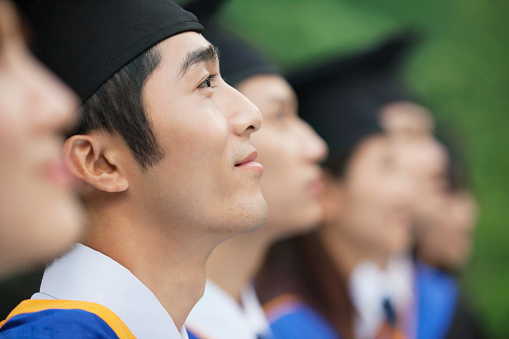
[0,299,135,338]
[263,294,341,339]
[415,261,459,339]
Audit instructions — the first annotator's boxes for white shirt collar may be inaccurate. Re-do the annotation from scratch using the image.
[185,279,271,339]
[349,256,414,339]
[32,243,188,339]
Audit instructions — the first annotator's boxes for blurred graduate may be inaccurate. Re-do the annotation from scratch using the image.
[409,134,485,339]
[0,0,82,278]
[379,61,486,339]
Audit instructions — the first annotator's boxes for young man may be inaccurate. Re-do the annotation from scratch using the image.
[0,1,267,338]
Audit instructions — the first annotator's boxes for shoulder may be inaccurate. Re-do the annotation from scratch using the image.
[416,262,459,313]
[0,300,134,339]
[263,294,340,339]
[0,308,119,338]
[416,262,460,339]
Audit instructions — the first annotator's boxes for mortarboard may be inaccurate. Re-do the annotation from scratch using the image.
[289,34,418,155]
[15,0,203,102]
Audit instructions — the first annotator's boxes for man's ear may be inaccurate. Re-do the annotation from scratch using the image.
[63,131,129,193]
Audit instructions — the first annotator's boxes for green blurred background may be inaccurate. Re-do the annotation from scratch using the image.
[207,0,509,337]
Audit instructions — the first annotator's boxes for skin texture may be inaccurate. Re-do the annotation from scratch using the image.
[319,135,413,274]
[139,37,267,238]
[379,101,449,231]
[416,190,478,272]
[64,31,266,328]
[206,74,328,302]
[0,0,82,277]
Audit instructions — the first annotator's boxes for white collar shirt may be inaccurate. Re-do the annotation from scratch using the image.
[185,279,272,339]
[349,256,414,339]
[32,243,188,339]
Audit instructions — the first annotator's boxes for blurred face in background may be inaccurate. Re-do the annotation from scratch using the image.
[0,0,82,275]
[379,101,449,230]
[417,189,478,272]
[321,135,413,261]
[236,74,328,240]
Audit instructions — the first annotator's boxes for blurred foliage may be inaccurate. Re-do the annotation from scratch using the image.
[212,0,509,337]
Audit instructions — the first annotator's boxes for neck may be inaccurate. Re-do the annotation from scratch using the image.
[84,197,222,329]
[206,228,272,303]
[318,222,390,279]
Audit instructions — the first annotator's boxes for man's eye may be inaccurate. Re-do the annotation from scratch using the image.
[198,74,217,89]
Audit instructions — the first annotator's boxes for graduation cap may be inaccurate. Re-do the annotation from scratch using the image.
[289,34,418,156]
[184,0,280,87]
[14,0,203,102]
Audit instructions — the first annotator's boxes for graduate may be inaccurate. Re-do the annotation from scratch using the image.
[320,35,481,339]
[257,37,420,339]
[377,82,485,339]
[183,1,327,338]
[411,136,486,339]
[383,107,486,338]
[415,139,477,277]
[0,0,82,278]
[1,1,267,338]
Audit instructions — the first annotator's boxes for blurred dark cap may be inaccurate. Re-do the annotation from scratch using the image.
[289,33,418,154]
[204,26,280,87]
[15,0,203,102]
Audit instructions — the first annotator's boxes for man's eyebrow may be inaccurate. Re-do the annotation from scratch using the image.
[178,44,219,79]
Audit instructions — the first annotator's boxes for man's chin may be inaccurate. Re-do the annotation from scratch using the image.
[224,195,268,237]
[239,195,268,234]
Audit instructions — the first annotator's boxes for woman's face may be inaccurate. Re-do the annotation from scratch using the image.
[0,1,82,275]
[326,135,413,258]
[236,74,328,240]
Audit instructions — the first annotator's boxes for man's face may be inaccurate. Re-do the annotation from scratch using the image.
[236,75,328,240]
[132,32,267,237]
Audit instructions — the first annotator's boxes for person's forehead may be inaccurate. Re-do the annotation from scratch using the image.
[381,102,434,134]
[157,31,213,68]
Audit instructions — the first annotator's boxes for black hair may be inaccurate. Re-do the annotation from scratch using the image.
[322,146,358,180]
[258,233,355,339]
[71,45,164,170]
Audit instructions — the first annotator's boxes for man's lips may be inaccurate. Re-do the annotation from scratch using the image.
[235,151,264,173]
